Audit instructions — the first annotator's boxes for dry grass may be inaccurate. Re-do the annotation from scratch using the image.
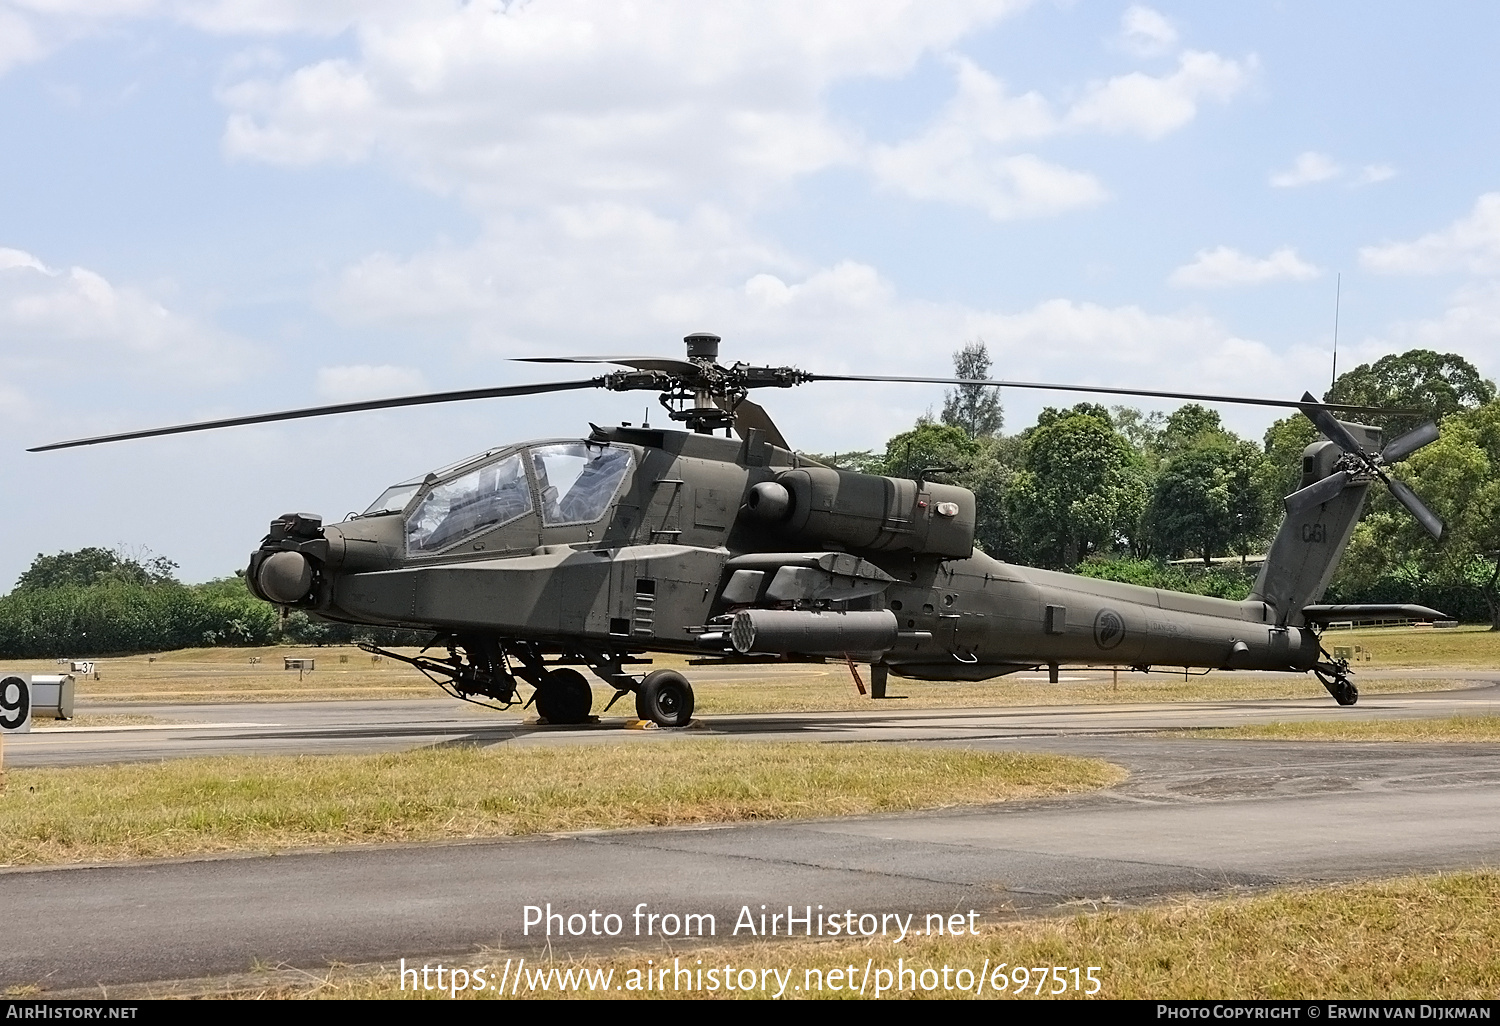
[7,644,1468,712]
[4,646,436,703]
[1173,715,1500,743]
[0,741,1122,867]
[1321,623,1500,667]
[686,670,1460,714]
[83,871,1500,1000]
[31,714,175,730]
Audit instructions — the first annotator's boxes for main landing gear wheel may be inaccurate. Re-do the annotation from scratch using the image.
[636,669,694,728]
[534,668,593,725]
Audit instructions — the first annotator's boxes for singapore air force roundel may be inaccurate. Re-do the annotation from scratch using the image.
[1093,608,1125,650]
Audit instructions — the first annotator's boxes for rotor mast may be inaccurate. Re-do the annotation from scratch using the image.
[670,332,737,435]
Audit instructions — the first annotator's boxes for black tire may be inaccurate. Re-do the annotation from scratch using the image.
[534,668,593,724]
[1335,682,1359,706]
[635,669,694,728]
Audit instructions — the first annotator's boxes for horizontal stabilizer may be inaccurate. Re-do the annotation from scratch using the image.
[1300,604,1450,624]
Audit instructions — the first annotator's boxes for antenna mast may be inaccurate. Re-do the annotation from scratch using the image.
[1330,272,1341,390]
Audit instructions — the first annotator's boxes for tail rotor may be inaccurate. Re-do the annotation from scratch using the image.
[1284,392,1444,539]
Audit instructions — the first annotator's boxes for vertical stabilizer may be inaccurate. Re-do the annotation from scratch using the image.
[1249,481,1368,625]
[1250,420,1380,625]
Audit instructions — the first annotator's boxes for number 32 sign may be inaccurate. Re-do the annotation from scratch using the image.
[1,675,30,733]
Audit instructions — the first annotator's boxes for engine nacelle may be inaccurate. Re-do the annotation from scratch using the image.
[753,468,975,558]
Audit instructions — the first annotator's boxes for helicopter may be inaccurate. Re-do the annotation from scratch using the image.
[30,332,1448,727]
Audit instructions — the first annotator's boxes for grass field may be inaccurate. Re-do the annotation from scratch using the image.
[6,625,1489,712]
[1174,715,1500,743]
[54,871,1499,1000]
[1319,623,1500,667]
[0,741,1122,867]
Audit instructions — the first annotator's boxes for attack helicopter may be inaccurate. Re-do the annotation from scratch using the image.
[30,333,1448,727]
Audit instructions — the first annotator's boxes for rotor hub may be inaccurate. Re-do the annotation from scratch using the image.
[684,332,721,362]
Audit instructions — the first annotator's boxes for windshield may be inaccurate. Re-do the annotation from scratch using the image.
[406,452,533,553]
[362,480,422,516]
[530,442,632,525]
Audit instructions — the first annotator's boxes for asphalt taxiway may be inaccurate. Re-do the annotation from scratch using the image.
[2,678,1499,990]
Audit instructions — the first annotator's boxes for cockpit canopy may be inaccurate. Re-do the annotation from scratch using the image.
[363,441,634,555]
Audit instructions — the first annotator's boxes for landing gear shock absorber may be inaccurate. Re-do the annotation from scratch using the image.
[1313,656,1359,706]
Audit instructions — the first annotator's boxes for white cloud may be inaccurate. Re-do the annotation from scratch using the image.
[315,201,1332,448]
[216,1,1029,208]
[1066,50,1251,139]
[1359,194,1500,276]
[1269,151,1342,188]
[1353,163,1396,186]
[0,8,45,74]
[0,245,247,382]
[867,46,1248,219]
[315,364,429,401]
[871,143,1107,221]
[1116,5,1178,58]
[1169,246,1321,288]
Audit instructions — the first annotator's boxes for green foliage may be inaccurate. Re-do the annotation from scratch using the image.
[1263,414,1319,502]
[1156,404,1224,455]
[0,577,279,657]
[1337,397,1500,626]
[1327,349,1495,436]
[940,339,1003,438]
[1143,409,1273,563]
[1074,556,1260,601]
[15,546,179,592]
[0,554,427,656]
[1110,406,1166,461]
[1005,405,1149,567]
[880,422,980,480]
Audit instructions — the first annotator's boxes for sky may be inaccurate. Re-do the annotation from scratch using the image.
[3,1,1500,586]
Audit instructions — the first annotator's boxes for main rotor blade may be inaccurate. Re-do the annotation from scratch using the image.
[1284,471,1351,515]
[28,377,607,452]
[515,355,700,376]
[1381,421,1441,463]
[712,395,790,450]
[1386,476,1445,540]
[806,375,1413,416]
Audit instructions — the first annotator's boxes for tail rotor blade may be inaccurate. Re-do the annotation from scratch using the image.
[1285,471,1351,515]
[1381,421,1441,464]
[1386,476,1445,539]
[1299,392,1370,457]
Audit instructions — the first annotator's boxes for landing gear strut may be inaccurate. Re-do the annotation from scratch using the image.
[1313,658,1359,706]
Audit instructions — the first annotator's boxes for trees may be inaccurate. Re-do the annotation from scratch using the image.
[940,339,1003,439]
[1261,350,1493,503]
[1326,350,1495,437]
[1141,406,1273,563]
[1005,405,1149,568]
[15,546,179,591]
[1145,436,1270,563]
[1339,398,1500,629]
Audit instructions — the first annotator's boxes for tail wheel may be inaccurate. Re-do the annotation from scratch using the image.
[636,669,694,728]
[535,668,593,725]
